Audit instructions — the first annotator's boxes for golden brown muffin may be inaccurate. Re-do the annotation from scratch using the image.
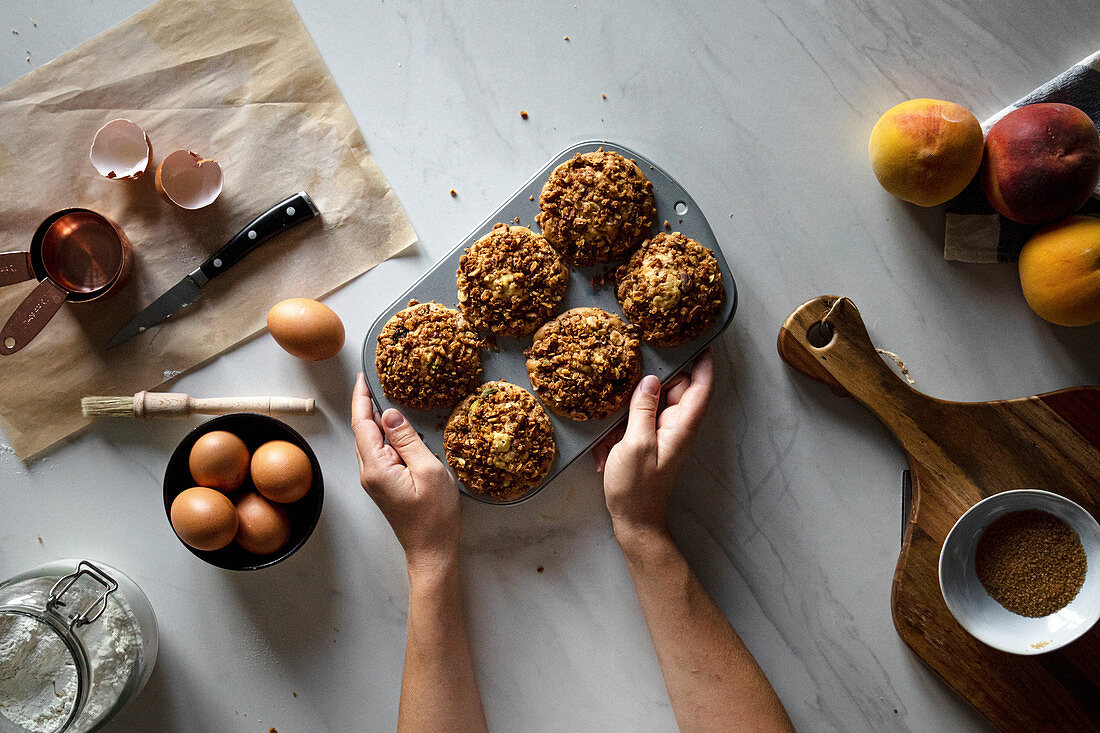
[616,232,725,346]
[536,148,656,266]
[444,381,556,502]
[456,223,569,337]
[525,307,642,420]
[375,301,483,409]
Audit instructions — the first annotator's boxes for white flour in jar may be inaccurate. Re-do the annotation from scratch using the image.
[0,613,77,732]
[0,578,138,733]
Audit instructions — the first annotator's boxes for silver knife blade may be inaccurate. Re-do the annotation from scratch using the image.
[105,269,206,349]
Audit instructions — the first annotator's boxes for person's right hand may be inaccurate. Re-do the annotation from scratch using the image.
[595,350,714,540]
[352,373,461,573]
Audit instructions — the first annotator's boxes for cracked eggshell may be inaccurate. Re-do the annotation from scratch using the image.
[90,118,152,180]
[155,149,223,210]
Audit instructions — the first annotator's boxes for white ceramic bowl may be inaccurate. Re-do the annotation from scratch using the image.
[939,489,1100,655]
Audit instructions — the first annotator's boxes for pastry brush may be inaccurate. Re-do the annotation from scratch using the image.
[82,392,315,419]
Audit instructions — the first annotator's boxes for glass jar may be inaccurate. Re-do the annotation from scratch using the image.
[0,560,158,733]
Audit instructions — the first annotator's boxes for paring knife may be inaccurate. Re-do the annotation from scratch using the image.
[106,192,319,349]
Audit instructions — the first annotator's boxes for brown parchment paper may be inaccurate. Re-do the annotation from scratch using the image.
[0,0,416,458]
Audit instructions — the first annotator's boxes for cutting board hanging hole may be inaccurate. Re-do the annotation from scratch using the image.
[806,320,834,348]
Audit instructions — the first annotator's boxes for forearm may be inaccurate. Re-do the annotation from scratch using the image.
[617,526,794,733]
[398,559,488,733]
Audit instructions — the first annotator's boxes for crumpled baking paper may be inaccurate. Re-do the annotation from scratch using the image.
[0,0,416,457]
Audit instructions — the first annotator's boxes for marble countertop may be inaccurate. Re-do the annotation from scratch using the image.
[2,1,1098,731]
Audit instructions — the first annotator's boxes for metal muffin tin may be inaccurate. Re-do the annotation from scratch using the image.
[362,140,737,505]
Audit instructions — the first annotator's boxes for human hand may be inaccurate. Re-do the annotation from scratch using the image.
[594,350,714,542]
[352,373,461,574]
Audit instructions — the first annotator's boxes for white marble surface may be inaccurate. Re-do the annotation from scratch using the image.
[1,1,1099,731]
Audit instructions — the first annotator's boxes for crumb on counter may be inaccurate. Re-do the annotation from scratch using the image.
[11,29,19,35]
[563,35,569,41]
[664,220,671,230]
[514,216,520,223]
[529,195,534,201]
[449,189,457,197]
[520,110,528,119]
[602,93,607,99]
[292,692,297,698]
[537,566,544,573]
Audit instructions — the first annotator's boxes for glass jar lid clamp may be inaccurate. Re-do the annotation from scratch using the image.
[46,560,118,632]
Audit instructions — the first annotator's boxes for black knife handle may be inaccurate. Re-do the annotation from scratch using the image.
[198,192,319,282]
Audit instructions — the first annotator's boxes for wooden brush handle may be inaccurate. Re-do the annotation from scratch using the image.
[135,392,315,417]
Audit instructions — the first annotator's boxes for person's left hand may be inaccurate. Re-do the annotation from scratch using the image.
[352,373,461,573]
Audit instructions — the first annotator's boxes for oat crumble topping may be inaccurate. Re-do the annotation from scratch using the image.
[375,301,483,409]
[536,148,656,266]
[444,381,556,501]
[456,223,569,337]
[525,308,642,420]
[616,232,725,346]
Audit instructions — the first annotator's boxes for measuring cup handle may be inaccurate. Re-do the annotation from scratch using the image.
[0,279,67,355]
[0,251,34,287]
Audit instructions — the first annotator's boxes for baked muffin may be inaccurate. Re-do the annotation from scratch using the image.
[525,307,642,420]
[616,232,725,346]
[444,381,556,501]
[375,301,483,409]
[456,223,569,337]
[536,148,656,266]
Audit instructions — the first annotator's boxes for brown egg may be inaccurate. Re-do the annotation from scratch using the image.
[189,430,250,492]
[267,298,345,361]
[251,440,313,503]
[235,491,292,555]
[170,487,238,551]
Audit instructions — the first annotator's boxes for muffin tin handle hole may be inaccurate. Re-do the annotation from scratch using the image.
[674,201,688,215]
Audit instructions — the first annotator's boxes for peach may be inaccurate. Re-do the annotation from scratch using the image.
[1018,215,1100,326]
[869,98,984,207]
[983,103,1100,225]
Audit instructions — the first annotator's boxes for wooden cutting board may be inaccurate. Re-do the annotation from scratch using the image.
[777,295,1100,732]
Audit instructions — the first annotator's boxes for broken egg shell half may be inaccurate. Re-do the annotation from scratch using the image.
[89,118,152,180]
[155,150,223,210]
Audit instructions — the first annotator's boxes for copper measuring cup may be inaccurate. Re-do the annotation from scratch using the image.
[0,209,132,355]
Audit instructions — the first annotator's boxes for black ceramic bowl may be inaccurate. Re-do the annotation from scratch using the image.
[162,413,323,571]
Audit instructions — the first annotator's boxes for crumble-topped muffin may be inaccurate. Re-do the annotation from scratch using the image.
[536,148,656,266]
[525,307,642,420]
[375,300,483,409]
[444,381,556,501]
[456,223,569,337]
[615,232,725,346]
